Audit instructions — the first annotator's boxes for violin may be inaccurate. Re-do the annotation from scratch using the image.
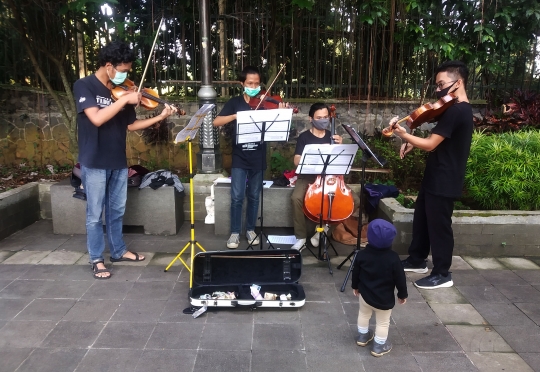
[382,92,458,136]
[248,89,299,113]
[111,79,186,116]
[303,105,354,224]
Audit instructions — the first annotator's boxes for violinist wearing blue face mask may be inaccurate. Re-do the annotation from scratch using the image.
[213,66,288,249]
[73,41,176,279]
[289,102,361,251]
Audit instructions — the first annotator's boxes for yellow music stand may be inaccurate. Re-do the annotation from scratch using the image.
[164,104,215,288]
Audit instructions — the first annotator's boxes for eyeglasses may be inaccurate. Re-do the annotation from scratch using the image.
[434,80,457,90]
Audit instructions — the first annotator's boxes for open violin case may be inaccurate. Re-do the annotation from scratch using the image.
[189,249,305,308]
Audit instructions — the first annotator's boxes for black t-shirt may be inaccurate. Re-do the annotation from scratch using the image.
[294,129,332,181]
[217,95,266,170]
[422,102,474,198]
[74,74,136,169]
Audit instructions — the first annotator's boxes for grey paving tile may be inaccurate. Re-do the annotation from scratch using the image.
[254,308,301,324]
[73,349,142,372]
[451,271,491,286]
[498,257,540,270]
[389,302,441,326]
[398,325,462,352]
[0,320,56,348]
[0,237,31,251]
[3,251,52,264]
[430,304,486,325]
[204,307,254,324]
[0,251,16,263]
[124,281,175,300]
[146,322,204,350]
[137,265,179,281]
[128,239,183,253]
[495,285,540,303]
[23,238,70,251]
[519,353,540,372]
[468,352,535,372]
[252,350,307,372]
[302,282,341,302]
[199,322,253,350]
[404,281,424,302]
[81,281,134,300]
[515,303,540,326]
[40,321,105,348]
[479,269,529,286]
[159,300,196,323]
[93,322,155,349]
[0,298,33,320]
[299,301,349,326]
[0,279,13,291]
[412,352,478,372]
[306,349,364,371]
[252,323,304,350]
[62,299,121,322]
[56,235,88,252]
[111,299,167,322]
[446,325,513,352]
[135,349,197,372]
[455,286,510,305]
[14,299,76,321]
[16,264,67,280]
[494,325,540,353]
[0,264,34,280]
[360,344,422,371]
[39,280,94,299]
[15,348,86,372]
[0,348,33,372]
[419,286,469,304]
[514,270,540,286]
[463,257,506,270]
[302,323,358,353]
[300,266,336,284]
[193,350,251,372]
[473,302,537,326]
[107,265,144,281]
[56,265,95,281]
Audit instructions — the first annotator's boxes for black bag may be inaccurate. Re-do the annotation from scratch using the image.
[127,165,150,188]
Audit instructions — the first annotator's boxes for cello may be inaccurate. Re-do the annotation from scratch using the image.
[303,105,355,224]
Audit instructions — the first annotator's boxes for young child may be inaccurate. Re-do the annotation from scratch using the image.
[351,219,408,357]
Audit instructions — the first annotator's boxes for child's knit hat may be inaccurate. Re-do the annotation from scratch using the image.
[367,219,397,249]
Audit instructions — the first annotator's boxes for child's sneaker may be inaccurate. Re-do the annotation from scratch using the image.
[371,340,392,357]
[356,330,374,347]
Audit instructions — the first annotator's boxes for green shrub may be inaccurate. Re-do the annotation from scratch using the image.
[465,130,540,210]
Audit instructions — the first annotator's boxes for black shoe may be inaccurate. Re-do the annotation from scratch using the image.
[414,273,453,289]
[371,340,392,357]
[401,259,428,274]
[356,330,374,347]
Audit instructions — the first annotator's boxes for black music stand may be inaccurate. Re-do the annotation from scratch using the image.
[236,108,293,250]
[337,124,386,291]
[297,143,357,274]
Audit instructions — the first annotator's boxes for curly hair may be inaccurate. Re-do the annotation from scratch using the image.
[97,41,136,67]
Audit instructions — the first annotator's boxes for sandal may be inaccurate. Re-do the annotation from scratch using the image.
[110,251,145,263]
[91,262,112,280]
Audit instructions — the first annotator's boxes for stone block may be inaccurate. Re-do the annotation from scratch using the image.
[0,182,40,240]
[51,178,184,235]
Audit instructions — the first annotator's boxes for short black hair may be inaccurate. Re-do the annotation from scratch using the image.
[238,65,261,83]
[309,102,330,118]
[97,41,135,67]
[435,60,469,86]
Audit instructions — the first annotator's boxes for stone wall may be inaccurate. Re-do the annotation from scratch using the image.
[0,87,485,171]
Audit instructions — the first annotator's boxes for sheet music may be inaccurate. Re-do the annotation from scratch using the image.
[236,108,293,144]
[266,235,297,245]
[296,144,358,175]
[174,103,215,143]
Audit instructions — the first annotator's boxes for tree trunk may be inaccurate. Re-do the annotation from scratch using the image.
[76,21,86,78]
[218,0,227,97]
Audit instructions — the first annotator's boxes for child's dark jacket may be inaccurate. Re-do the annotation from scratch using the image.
[351,244,408,310]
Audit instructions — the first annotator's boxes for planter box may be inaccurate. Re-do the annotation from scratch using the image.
[0,182,40,240]
[377,198,540,257]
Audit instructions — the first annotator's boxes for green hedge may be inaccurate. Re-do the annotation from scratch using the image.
[465,130,540,210]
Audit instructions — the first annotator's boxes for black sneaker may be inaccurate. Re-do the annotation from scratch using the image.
[371,340,392,357]
[401,259,428,274]
[356,330,374,347]
[414,273,453,289]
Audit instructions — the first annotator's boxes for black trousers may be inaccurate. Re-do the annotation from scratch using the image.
[407,187,455,276]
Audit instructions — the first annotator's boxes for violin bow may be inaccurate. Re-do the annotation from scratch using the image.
[138,17,164,94]
[255,63,287,110]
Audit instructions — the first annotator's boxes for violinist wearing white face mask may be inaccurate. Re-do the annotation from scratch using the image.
[289,102,360,251]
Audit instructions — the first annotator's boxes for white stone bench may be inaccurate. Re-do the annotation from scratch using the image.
[51,178,184,235]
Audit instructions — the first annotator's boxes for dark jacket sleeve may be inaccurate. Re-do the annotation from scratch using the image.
[351,254,361,290]
[393,258,408,299]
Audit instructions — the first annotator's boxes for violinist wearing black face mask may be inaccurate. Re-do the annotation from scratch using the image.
[289,102,360,251]
[387,61,474,290]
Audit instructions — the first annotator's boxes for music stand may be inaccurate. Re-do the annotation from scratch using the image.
[165,103,215,290]
[337,124,386,291]
[236,108,293,250]
[296,143,357,274]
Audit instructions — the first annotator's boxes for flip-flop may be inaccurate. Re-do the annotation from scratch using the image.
[91,263,112,279]
[110,252,145,262]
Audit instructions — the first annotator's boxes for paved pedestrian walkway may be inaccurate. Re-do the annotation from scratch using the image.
[0,220,539,372]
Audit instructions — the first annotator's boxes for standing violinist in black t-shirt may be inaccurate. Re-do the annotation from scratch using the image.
[389,61,474,289]
[73,41,177,279]
[213,66,288,249]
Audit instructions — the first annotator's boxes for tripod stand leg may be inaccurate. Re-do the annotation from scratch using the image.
[339,249,359,292]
